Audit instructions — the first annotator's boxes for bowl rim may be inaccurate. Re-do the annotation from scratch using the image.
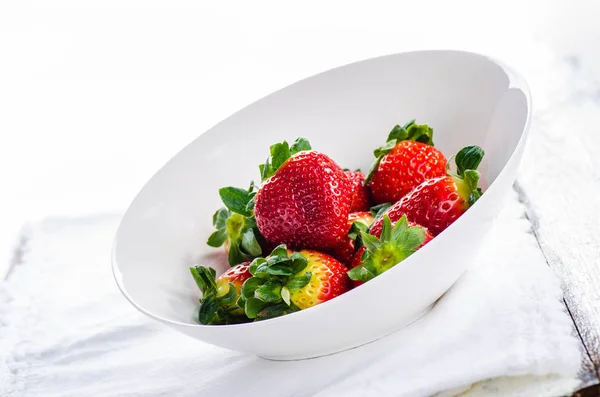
[111,48,533,330]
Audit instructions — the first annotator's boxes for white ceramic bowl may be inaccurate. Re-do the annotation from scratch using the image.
[112,50,531,360]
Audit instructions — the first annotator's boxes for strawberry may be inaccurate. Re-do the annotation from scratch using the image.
[240,245,352,320]
[370,145,485,236]
[346,171,373,212]
[348,215,430,285]
[289,250,353,310]
[254,138,353,250]
[207,182,271,266]
[189,262,252,325]
[328,211,374,265]
[366,120,447,204]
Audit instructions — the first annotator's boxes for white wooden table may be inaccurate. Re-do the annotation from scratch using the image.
[1,1,600,396]
[517,67,600,396]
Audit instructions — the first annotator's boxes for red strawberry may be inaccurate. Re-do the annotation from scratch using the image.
[348,215,430,285]
[240,245,352,320]
[190,261,252,325]
[346,171,373,212]
[254,138,353,250]
[370,145,485,236]
[328,211,374,265]
[366,121,447,204]
[290,250,352,309]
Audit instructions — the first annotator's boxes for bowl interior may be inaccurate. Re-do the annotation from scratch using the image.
[113,50,529,326]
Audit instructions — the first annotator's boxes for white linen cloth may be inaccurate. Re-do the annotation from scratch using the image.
[0,190,582,397]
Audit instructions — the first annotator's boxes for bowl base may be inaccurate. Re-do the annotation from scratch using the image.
[258,303,434,361]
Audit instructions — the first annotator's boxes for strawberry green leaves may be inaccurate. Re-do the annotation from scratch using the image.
[240,245,311,320]
[347,221,370,241]
[365,120,434,184]
[259,138,312,182]
[348,215,426,283]
[254,281,283,303]
[190,265,217,294]
[197,295,221,325]
[386,120,434,145]
[370,203,392,221]
[269,141,291,176]
[285,272,312,290]
[455,145,484,176]
[190,265,248,325]
[290,138,311,154]
[219,186,255,217]
[449,145,485,206]
[208,209,262,266]
[463,170,482,206]
[208,182,265,266]
[241,229,262,256]
[207,208,229,247]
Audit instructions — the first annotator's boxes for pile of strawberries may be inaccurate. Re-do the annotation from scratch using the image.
[190,120,485,325]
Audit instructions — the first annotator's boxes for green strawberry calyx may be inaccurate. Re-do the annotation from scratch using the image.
[348,215,426,283]
[259,137,312,182]
[347,219,371,241]
[208,181,265,266]
[369,202,392,222]
[447,145,485,206]
[240,245,312,321]
[345,218,373,253]
[365,120,434,184]
[189,265,249,325]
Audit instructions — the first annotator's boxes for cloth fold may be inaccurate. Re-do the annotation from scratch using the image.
[0,190,581,397]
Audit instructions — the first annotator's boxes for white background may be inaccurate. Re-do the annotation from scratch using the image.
[0,0,598,274]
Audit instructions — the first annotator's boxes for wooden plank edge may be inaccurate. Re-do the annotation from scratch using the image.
[514,181,600,395]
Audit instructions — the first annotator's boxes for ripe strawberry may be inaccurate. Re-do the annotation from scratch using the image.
[366,120,447,204]
[348,215,430,285]
[207,181,270,266]
[190,262,252,325]
[289,250,353,309]
[240,245,352,320]
[346,171,373,212]
[328,211,374,265]
[370,145,485,236]
[254,138,353,250]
